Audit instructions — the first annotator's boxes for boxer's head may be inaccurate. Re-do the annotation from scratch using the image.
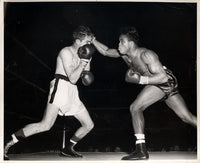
[118,26,140,54]
[73,25,93,46]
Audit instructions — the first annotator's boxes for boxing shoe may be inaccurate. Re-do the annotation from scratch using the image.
[4,154,10,160]
[60,143,82,158]
[4,139,15,160]
[121,143,149,160]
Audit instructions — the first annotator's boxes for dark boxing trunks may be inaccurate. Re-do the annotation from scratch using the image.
[156,67,179,101]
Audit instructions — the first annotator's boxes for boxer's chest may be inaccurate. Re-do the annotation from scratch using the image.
[131,57,149,75]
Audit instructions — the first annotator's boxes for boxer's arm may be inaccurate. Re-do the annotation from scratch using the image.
[59,49,87,84]
[83,58,91,71]
[92,39,120,58]
[141,51,168,84]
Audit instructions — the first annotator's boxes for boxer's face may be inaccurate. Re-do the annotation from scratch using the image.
[118,35,131,54]
[79,35,93,47]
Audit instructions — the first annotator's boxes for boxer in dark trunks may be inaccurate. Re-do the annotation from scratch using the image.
[92,26,197,160]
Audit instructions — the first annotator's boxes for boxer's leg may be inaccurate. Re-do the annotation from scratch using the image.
[4,103,59,160]
[73,109,94,139]
[61,108,94,157]
[165,93,197,127]
[122,85,165,160]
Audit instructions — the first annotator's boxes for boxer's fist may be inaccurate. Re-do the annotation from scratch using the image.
[81,71,94,86]
[78,44,95,63]
[125,68,149,84]
[125,68,140,84]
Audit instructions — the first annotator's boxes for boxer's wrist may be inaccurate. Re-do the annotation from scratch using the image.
[80,60,87,69]
[91,36,96,44]
[139,76,149,85]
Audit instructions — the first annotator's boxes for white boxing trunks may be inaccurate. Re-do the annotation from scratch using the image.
[48,74,86,116]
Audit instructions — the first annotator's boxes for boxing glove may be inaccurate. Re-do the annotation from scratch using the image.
[81,71,94,86]
[78,44,95,63]
[125,68,149,85]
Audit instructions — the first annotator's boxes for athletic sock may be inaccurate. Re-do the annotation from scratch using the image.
[13,129,26,143]
[70,135,81,147]
[135,134,145,144]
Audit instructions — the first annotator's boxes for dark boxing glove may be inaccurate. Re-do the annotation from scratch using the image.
[81,71,94,86]
[126,68,149,85]
[78,44,95,63]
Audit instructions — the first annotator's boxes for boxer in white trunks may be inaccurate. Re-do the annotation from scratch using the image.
[4,25,95,159]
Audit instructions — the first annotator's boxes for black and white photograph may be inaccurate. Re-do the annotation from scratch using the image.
[1,0,199,162]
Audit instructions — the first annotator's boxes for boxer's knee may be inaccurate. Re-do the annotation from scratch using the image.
[87,121,94,132]
[180,113,195,125]
[130,103,144,114]
[84,121,94,133]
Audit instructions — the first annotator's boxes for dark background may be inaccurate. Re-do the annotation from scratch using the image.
[4,2,197,153]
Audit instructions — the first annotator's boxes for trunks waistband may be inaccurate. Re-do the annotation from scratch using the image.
[54,74,69,81]
[49,74,70,104]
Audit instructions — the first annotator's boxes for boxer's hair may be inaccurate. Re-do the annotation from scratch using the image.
[73,25,93,42]
[120,26,140,45]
